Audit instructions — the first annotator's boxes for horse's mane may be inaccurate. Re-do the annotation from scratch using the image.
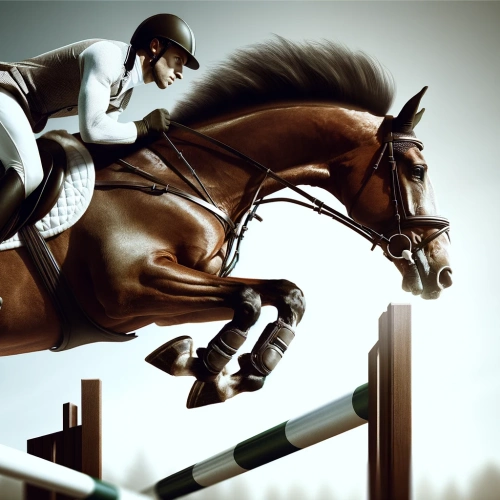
[172,36,395,125]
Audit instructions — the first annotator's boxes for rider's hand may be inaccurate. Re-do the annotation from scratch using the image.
[134,108,170,141]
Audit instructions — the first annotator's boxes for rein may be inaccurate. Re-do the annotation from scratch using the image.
[168,121,395,276]
[95,118,450,277]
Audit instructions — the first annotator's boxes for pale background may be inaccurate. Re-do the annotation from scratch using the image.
[0,2,499,499]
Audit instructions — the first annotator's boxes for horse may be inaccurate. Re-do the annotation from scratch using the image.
[0,38,452,408]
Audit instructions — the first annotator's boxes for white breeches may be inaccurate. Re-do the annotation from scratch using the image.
[0,87,43,197]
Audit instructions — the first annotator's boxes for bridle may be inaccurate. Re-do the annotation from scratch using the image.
[94,117,450,276]
[346,117,450,265]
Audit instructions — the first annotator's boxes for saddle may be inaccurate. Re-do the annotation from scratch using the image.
[2,137,67,242]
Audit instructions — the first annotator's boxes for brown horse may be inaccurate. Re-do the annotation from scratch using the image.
[0,39,451,407]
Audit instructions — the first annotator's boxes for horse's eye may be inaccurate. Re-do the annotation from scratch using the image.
[412,165,425,181]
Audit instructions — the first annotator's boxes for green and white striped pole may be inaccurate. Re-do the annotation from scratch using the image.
[144,383,369,500]
[0,444,150,500]
[1,384,368,500]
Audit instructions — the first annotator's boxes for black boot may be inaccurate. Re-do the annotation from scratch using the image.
[0,168,25,243]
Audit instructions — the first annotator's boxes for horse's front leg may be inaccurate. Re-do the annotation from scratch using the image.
[190,280,306,408]
[147,285,262,381]
[244,278,306,376]
[146,276,306,408]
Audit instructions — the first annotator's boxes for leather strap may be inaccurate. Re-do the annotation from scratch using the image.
[94,160,236,232]
[20,224,136,351]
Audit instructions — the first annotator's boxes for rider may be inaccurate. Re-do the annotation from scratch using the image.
[0,13,199,242]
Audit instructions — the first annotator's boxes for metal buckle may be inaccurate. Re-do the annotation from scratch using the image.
[386,233,415,264]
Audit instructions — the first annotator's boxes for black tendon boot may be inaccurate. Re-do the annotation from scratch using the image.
[0,169,25,242]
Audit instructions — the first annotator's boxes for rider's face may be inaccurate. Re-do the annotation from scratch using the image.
[151,41,188,90]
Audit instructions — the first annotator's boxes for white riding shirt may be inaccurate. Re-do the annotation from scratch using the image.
[0,40,144,196]
[78,40,144,144]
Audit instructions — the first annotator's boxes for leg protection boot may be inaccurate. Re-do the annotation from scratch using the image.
[250,319,295,376]
[0,168,25,242]
[201,324,248,375]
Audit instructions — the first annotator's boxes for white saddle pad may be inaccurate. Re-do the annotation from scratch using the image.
[0,130,95,251]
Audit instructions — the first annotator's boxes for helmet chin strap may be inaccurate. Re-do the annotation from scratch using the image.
[149,41,169,87]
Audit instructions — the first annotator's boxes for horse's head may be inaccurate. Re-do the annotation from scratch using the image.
[346,87,452,299]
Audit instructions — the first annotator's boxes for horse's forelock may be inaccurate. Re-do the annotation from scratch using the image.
[172,36,395,125]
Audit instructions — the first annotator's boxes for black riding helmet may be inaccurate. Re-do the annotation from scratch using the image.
[130,13,199,70]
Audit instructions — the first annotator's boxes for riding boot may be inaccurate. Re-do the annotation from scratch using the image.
[0,169,25,243]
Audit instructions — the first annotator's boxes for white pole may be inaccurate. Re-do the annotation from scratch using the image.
[0,444,152,500]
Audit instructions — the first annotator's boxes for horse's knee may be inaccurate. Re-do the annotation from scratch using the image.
[232,286,261,330]
[274,279,306,325]
[200,287,261,376]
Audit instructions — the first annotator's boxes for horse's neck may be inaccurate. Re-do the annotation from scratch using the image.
[202,104,384,214]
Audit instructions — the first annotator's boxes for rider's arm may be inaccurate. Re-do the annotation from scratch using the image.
[106,90,133,122]
[78,41,137,144]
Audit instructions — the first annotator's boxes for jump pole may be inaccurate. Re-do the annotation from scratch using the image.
[143,303,411,500]
[0,444,149,500]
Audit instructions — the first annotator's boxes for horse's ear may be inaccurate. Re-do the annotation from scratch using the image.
[412,108,425,129]
[393,86,428,133]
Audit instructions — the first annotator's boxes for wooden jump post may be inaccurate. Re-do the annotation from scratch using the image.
[24,379,102,500]
[369,302,411,500]
[0,303,411,499]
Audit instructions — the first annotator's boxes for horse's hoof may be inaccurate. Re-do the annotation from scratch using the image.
[234,353,267,392]
[185,361,267,409]
[145,336,194,376]
[187,380,226,409]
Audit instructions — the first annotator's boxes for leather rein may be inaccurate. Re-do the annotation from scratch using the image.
[94,118,450,277]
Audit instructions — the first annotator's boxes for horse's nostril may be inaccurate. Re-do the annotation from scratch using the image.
[438,267,453,289]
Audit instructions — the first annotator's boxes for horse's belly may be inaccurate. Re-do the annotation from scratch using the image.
[0,314,60,355]
[0,252,60,355]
